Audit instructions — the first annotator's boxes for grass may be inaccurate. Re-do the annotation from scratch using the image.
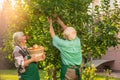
[0,70,46,80]
[0,70,120,80]
[95,75,120,80]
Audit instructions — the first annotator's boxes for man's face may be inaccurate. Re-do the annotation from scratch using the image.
[20,34,27,44]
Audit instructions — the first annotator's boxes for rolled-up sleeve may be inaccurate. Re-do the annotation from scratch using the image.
[13,47,25,73]
[53,36,65,48]
[14,56,24,68]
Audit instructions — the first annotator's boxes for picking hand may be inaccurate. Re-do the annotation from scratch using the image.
[48,17,55,38]
[48,17,52,26]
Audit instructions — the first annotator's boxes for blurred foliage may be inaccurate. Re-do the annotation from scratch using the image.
[82,64,97,80]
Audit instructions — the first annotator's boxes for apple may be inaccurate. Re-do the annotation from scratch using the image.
[33,44,39,49]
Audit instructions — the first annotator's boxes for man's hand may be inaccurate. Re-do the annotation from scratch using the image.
[31,53,45,62]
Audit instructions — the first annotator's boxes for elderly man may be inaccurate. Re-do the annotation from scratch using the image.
[48,17,82,80]
[12,32,45,80]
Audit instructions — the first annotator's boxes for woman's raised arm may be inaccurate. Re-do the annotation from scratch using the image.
[48,18,55,38]
[56,17,67,30]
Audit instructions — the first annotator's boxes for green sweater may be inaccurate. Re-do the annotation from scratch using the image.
[53,36,82,66]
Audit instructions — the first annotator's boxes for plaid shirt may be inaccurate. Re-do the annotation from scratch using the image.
[12,46,29,73]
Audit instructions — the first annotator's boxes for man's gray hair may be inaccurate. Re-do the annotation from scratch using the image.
[13,32,24,45]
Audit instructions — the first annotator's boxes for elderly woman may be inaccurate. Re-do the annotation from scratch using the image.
[12,32,45,80]
[48,17,82,80]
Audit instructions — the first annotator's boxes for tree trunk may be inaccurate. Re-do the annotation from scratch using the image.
[47,69,51,80]
[52,67,57,80]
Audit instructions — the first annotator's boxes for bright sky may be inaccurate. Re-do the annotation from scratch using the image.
[0,0,18,10]
[11,0,15,9]
[0,0,4,10]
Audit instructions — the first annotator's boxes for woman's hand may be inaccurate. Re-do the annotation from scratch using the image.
[48,17,52,26]
[48,17,55,38]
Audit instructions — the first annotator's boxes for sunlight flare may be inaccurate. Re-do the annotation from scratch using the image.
[21,0,25,4]
[0,0,4,10]
[11,0,15,9]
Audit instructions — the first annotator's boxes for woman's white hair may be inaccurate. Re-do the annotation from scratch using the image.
[63,27,77,40]
[13,32,24,45]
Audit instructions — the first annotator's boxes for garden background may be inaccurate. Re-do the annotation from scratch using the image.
[0,0,120,80]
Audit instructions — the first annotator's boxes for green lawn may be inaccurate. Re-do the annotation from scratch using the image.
[0,70,46,80]
[95,75,120,80]
[0,70,120,80]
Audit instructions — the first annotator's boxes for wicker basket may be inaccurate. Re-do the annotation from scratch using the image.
[29,48,44,54]
[28,45,44,54]
[28,47,45,61]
